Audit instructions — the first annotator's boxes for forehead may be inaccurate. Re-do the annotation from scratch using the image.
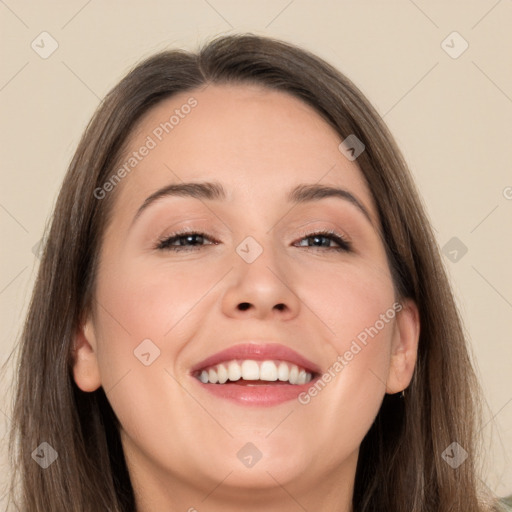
[111,83,378,225]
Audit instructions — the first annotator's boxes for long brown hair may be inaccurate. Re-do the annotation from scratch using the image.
[4,33,506,511]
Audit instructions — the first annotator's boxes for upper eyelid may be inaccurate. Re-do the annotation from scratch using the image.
[157,228,348,240]
[293,226,351,243]
[157,220,352,239]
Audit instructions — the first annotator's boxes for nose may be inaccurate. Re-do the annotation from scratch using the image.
[220,240,301,321]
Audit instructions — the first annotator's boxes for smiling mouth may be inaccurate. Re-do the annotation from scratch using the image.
[194,359,316,386]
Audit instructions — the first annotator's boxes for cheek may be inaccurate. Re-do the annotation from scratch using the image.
[94,256,217,345]
[316,259,396,385]
[295,254,396,345]
[89,260,214,462]
[294,258,397,448]
[90,256,227,405]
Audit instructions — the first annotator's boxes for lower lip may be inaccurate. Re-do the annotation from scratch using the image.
[192,377,318,406]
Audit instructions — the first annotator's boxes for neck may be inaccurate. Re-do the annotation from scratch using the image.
[126,445,357,512]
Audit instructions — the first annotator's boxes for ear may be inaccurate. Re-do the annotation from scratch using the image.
[385,298,420,394]
[71,315,102,392]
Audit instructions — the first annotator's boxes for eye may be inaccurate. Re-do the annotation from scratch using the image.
[155,228,351,252]
[293,229,352,252]
[155,230,218,251]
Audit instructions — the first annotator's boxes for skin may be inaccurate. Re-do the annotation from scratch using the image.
[72,84,420,512]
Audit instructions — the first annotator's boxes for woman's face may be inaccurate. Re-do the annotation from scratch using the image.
[73,84,419,508]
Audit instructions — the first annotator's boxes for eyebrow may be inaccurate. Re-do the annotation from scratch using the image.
[131,181,374,226]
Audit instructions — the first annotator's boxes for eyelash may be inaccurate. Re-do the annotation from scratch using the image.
[155,228,352,253]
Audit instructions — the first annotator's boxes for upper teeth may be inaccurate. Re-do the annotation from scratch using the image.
[197,360,313,385]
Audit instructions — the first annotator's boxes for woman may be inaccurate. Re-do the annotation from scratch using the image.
[5,33,510,511]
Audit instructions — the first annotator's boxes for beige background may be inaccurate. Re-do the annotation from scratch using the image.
[1,0,511,506]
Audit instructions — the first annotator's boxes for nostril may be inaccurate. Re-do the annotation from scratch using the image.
[238,303,251,311]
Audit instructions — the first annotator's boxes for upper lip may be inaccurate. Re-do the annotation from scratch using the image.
[190,342,321,375]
